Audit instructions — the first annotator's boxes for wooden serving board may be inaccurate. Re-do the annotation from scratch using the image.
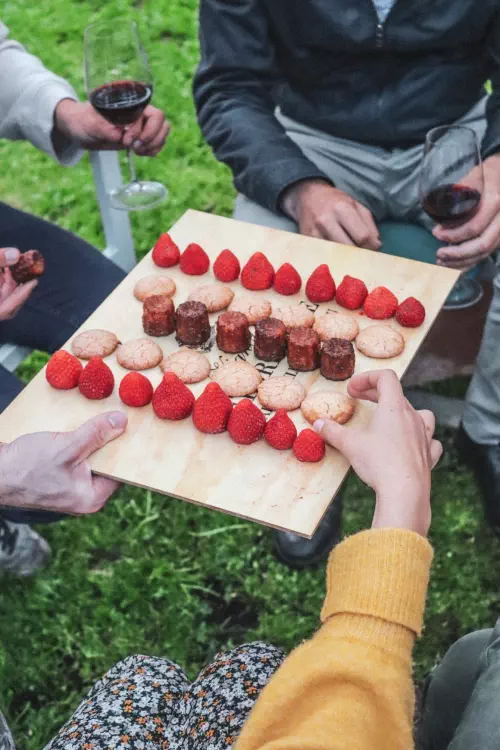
[0,210,459,537]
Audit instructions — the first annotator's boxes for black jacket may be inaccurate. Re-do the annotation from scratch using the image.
[193,0,500,214]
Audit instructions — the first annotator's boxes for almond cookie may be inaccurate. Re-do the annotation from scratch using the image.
[272,304,315,330]
[229,295,272,325]
[313,312,359,342]
[188,284,234,313]
[211,360,262,397]
[257,376,306,411]
[301,390,356,425]
[355,325,405,359]
[117,338,163,370]
[71,329,119,360]
[134,275,176,302]
[160,348,211,384]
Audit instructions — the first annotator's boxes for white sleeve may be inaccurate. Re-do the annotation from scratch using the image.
[0,21,83,165]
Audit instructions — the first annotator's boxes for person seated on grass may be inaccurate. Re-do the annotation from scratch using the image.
[193,0,500,566]
[0,19,169,576]
[0,368,447,749]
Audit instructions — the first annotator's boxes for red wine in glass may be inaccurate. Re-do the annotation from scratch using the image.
[89,80,152,127]
[422,183,481,226]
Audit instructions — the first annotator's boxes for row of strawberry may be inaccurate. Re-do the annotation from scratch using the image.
[45,352,325,463]
[151,233,425,327]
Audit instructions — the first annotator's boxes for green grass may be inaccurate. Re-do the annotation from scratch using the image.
[1,3,499,748]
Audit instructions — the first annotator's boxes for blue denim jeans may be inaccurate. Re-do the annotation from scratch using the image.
[0,201,126,526]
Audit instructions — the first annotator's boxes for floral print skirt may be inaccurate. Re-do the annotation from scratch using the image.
[45,642,285,750]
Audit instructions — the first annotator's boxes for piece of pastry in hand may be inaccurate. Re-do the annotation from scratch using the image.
[301,390,356,425]
[10,250,45,284]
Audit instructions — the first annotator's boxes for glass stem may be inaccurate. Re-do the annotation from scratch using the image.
[127,148,137,183]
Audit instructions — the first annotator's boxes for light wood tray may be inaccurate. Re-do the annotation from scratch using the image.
[0,210,459,537]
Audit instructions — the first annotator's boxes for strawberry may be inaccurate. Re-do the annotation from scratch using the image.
[213,249,240,282]
[152,372,194,420]
[363,286,398,320]
[78,357,114,400]
[241,252,275,291]
[293,429,326,462]
[228,399,266,445]
[274,263,302,296]
[264,409,297,450]
[193,382,233,434]
[119,372,153,407]
[152,233,180,268]
[336,275,368,310]
[46,350,82,390]
[305,264,336,303]
[179,243,210,275]
[395,297,426,328]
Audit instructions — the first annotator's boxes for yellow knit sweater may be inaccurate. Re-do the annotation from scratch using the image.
[236,528,433,750]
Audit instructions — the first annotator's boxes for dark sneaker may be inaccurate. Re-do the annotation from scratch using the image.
[0,708,15,750]
[0,519,51,576]
[273,494,343,568]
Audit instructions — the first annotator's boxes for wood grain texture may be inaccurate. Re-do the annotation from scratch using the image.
[0,210,459,537]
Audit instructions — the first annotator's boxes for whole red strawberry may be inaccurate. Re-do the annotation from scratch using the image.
[264,409,297,450]
[213,249,240,282]
[228,399,266,445]
[119,372,153,407]
[193,382,233,433]
[293,429,326,462]
[241,252,275,291]
[46,350,82,390]
[78,357,114,400]
[336,275,368,310]
[152,233,180,268]
[152,372,194,420]
[395,297,426,328]
[274,263,302,296]
[180,243,210,276]
[364,286,398,320]
[305,264,336,303]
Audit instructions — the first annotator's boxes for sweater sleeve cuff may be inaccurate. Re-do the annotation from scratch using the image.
[245,158,332,216]
[321,528,433,637]
[19,80,83,166]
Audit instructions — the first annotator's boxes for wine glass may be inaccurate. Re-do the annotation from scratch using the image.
[84,20,168,211]
[420,125,484,310]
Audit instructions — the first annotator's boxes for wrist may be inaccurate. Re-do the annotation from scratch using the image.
[53,98,80,140]
[280,178,331,220]
[372,485,431,538]
[0,446,24,509]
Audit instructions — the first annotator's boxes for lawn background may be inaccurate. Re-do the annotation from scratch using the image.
[2,2,500,748]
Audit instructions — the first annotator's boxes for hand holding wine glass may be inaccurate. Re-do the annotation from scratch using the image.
[84,20,168,211]
[420,124,485,309]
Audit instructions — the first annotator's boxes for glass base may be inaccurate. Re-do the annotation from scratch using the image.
[110,181,168,211]
[443,276,484,311]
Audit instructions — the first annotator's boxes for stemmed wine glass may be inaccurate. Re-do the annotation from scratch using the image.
[84,20,167,211]
[420,125,484,309]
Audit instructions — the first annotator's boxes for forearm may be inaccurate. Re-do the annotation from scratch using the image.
[236,529,433,750]
[0,21,82,164]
